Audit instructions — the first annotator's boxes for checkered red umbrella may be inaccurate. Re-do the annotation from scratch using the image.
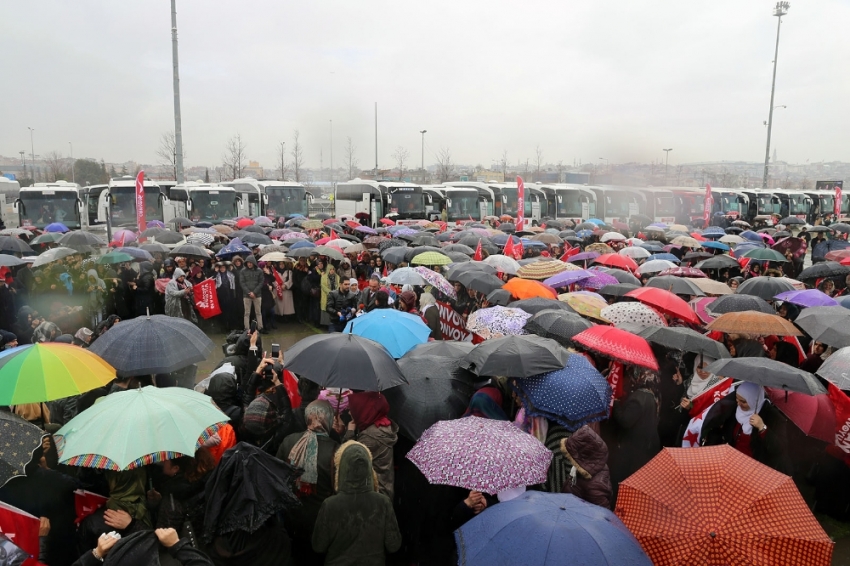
[616,445,833,565]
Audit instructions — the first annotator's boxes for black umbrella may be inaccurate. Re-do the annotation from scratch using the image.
[0,255,26,267]
[442,243,475,255]
[639,326,731,358]
[378,238,406,252]
[486,289,513,306]
[59,230,107,246]
[288,247,316,258]
[0,236,33,254]
[832,223,850,234]
[283,333,407,391]
[524,309,593,348]
[461,335,569,377]
[797,261,850,282]
[382,246,409,265]
[0,412,45,487]
[241,225,266,234]
[140,242,171,254]
[411,233,441,247]
[456,271,505,295]
[705,358,825,395]
[446,262,497,281]
[499,222,516,232]
[683,251,714,261]
[170,217,194,228]
[403,340,476,359]
[695,255,739,270]
[707,293,774,315]
[88,314,215,377]
[169,243,211,259]
[509,298,576,316]
[600,268,641,286]
[796,307,850,348]
[386,355,476,440]
[645,276,705,297]
[779,216,806,225]
[457,236,499,255]
[447,251,471,263]
[153,231,186,245]
[735,276,796,301]
[598,283,640,297]
[807,226,832,233]
[203,442,300,542]
[240,233,273,246]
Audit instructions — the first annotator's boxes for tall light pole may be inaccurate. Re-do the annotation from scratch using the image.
[420,130,427,171]
[171,0,185,183]
[663,148,673,185]
[28,127,35,181]
[19,151,25,180]
[762,2,789,190]
[69,141,75,183]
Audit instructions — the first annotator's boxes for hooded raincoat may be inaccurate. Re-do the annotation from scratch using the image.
[165,268,197,323]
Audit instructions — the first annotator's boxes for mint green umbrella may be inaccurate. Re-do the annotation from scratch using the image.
[55,386,229,471]
[97,251,134,265]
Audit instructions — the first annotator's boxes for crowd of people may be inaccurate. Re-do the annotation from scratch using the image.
[1,210,850,565]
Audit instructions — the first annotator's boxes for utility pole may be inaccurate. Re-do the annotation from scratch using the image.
[374,102,378,177]
[329,120,333,185]
[663,148,673,185]
[28,127,35,181]
[420,130,427,171]
[19,151,25,180]
[171,0,185,183]
[69,141,75,183]
[763,2,789,189]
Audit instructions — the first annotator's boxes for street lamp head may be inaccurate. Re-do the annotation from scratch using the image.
[774,2,789,16]
[663,148,673,152]
[420,130,427,134]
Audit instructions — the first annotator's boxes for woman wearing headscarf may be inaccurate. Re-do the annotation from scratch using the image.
[397,290,419,315]
[76,468,151,556]
[609,367,661,493]
[275,260,296,322]
[418,292,442,340]
[319,263,341,330]
[312,441,401,565]
[14,306,38,344]
[165,268,197,323]
[277,400,339,565]
[84,269,105,328]
[215,261,240,331]
[679,355,722,412]
[32,320,62,343]
[132,261,156,317]
[343,392,398,500]
[463,387,508,420]
[700,382,791,474]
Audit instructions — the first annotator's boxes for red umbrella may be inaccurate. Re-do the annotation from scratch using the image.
[592,253,638,272]
[572,326,659,370]
[345,220,361,229]
[235,218,255,229]
[825,249,850,262]
[689,232,707,241]
[314,237,330,245]
[658,267,708,279]
[380,218,395,226]
[766,388,835,443]
[625,287,700,325]
[321,218,337,225]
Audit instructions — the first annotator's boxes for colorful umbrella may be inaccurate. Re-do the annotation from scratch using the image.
[707,311,801,336]
[406,416,553,494]
[625,287,700,325]
[513,353,611,430]
[235,218,255,228]
[515,260,569,280]
[0,344,116,405]
[558,293,610,323]
[616,445,832,566]
[690,297,717,324]
[466,306,531,340]
[56,388,226,471]
[502,278,557,300]
[412,266,457,299]
[576,271,619,291]
[572,326,659,370]
[658,266,708,278]
[457,492,652,566]
[601,302,667,330]
[689,278,733,296]
[774,289,839,308]
[344,309,431,358]
[110,229,137,246]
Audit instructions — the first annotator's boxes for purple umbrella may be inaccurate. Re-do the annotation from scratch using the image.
[406,416,553,494]
[775,289,839,308]
[543,269,595,288]
[146,220,166,228]
[577,272,619,291]
[355,225,378,235]
[270,229,290,239]
[466,306,531,340]
[282,232,310,240]
[394,229,418,237]
[569,251,599,263]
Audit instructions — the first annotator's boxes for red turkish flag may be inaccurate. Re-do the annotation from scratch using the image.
[135,170,146,234]
[330,229,338,240]
[473,240,483,261]
[273,268,284,300]
[74,490,108,525]
[0,501,40,564]
[503,236,515,259]
[688,377,735,417]
[193,278,222,319]
[560,246,579,262]
[513,238,524,260]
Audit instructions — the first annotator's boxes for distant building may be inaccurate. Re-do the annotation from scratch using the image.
[244,161,264,178]
[474,170,505,183]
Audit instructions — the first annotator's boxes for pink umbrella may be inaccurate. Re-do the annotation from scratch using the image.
[110,229,137,247]
[766,388,835,443]
[690,297,717,324]
[407,416,552,494]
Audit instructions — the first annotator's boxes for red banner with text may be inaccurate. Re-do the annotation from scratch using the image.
[193,278,222,319]
[135,170,146,234]
[436,301,473,342]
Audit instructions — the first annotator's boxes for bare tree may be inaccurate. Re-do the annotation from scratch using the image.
[223,134,246,180]
[156,131,180,180]
[291,130,304,182]
[276,141,289,181]
[500,150,508,181]
[45,151,66,182]
[392,146,409,181]
[534,145,543,182]
[344,137,359,180]
[435,147,455,183]
[556,160,565,183]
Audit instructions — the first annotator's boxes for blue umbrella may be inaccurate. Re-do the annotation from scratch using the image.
[491,234,521,247]
[115,247,154,261]
[740,230,763,243]
[289,240,316,250]
[701,226,726,237]
[513,353,610,430]
[455,492,652,566]
[215,237,251,259]
[576,230,594,238]
[343,309,431,358]
[647,253,681,263]
[701,241,730,251]
[520,238,546,249]
[587,218,605,225]
[44,223,69,233]
[639,244,665,253]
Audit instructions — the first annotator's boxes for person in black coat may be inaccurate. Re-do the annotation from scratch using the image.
[609,366,661,494]
[132,261,156,318]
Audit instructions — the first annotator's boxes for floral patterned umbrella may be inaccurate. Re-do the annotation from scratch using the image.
[412,266,456,299]
[406,416,553,494]
[601,302,667,330]
[466,306,531,340]
[577,272,619,291]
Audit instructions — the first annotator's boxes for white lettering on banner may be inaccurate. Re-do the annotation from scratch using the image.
[837,420,850,452]
[436,301,472,342]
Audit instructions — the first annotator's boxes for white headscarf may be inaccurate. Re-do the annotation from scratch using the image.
[735,382,766,435]
[686,355,719,399]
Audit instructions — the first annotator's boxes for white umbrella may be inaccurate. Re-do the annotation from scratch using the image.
[483,255,520,275]
[386,267,429,286]
[619,247,651,260]
[720,234,745,245]
[636,259,677,276]
[600,232,626,243]
[32,246,80,268]
[326,239,351,249]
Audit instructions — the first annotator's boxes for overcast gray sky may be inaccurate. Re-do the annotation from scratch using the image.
[3,1,848,171]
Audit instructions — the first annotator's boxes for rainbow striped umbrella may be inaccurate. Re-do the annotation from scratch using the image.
[0,344,116,405]
[55,386,229,471]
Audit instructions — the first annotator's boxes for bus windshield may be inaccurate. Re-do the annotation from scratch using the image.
[388,191,425,218]
[605,192,634,217]
[110,186,162,227]
[190,190,237,222]
[718,194,739,213]
[500,187,531,216]
[655,195,675,216]
[790,194,809,215]
[556,191,583,217]
[265,187,307,218]
[19,191,80,229]
[757,195,778,215]
[446,191,479,221]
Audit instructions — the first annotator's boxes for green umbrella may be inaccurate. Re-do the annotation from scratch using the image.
[30,233,65,245]
[411,251,452,266]
[96,251,134,265]
[55,386,229,471]
[741,248,787,262]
